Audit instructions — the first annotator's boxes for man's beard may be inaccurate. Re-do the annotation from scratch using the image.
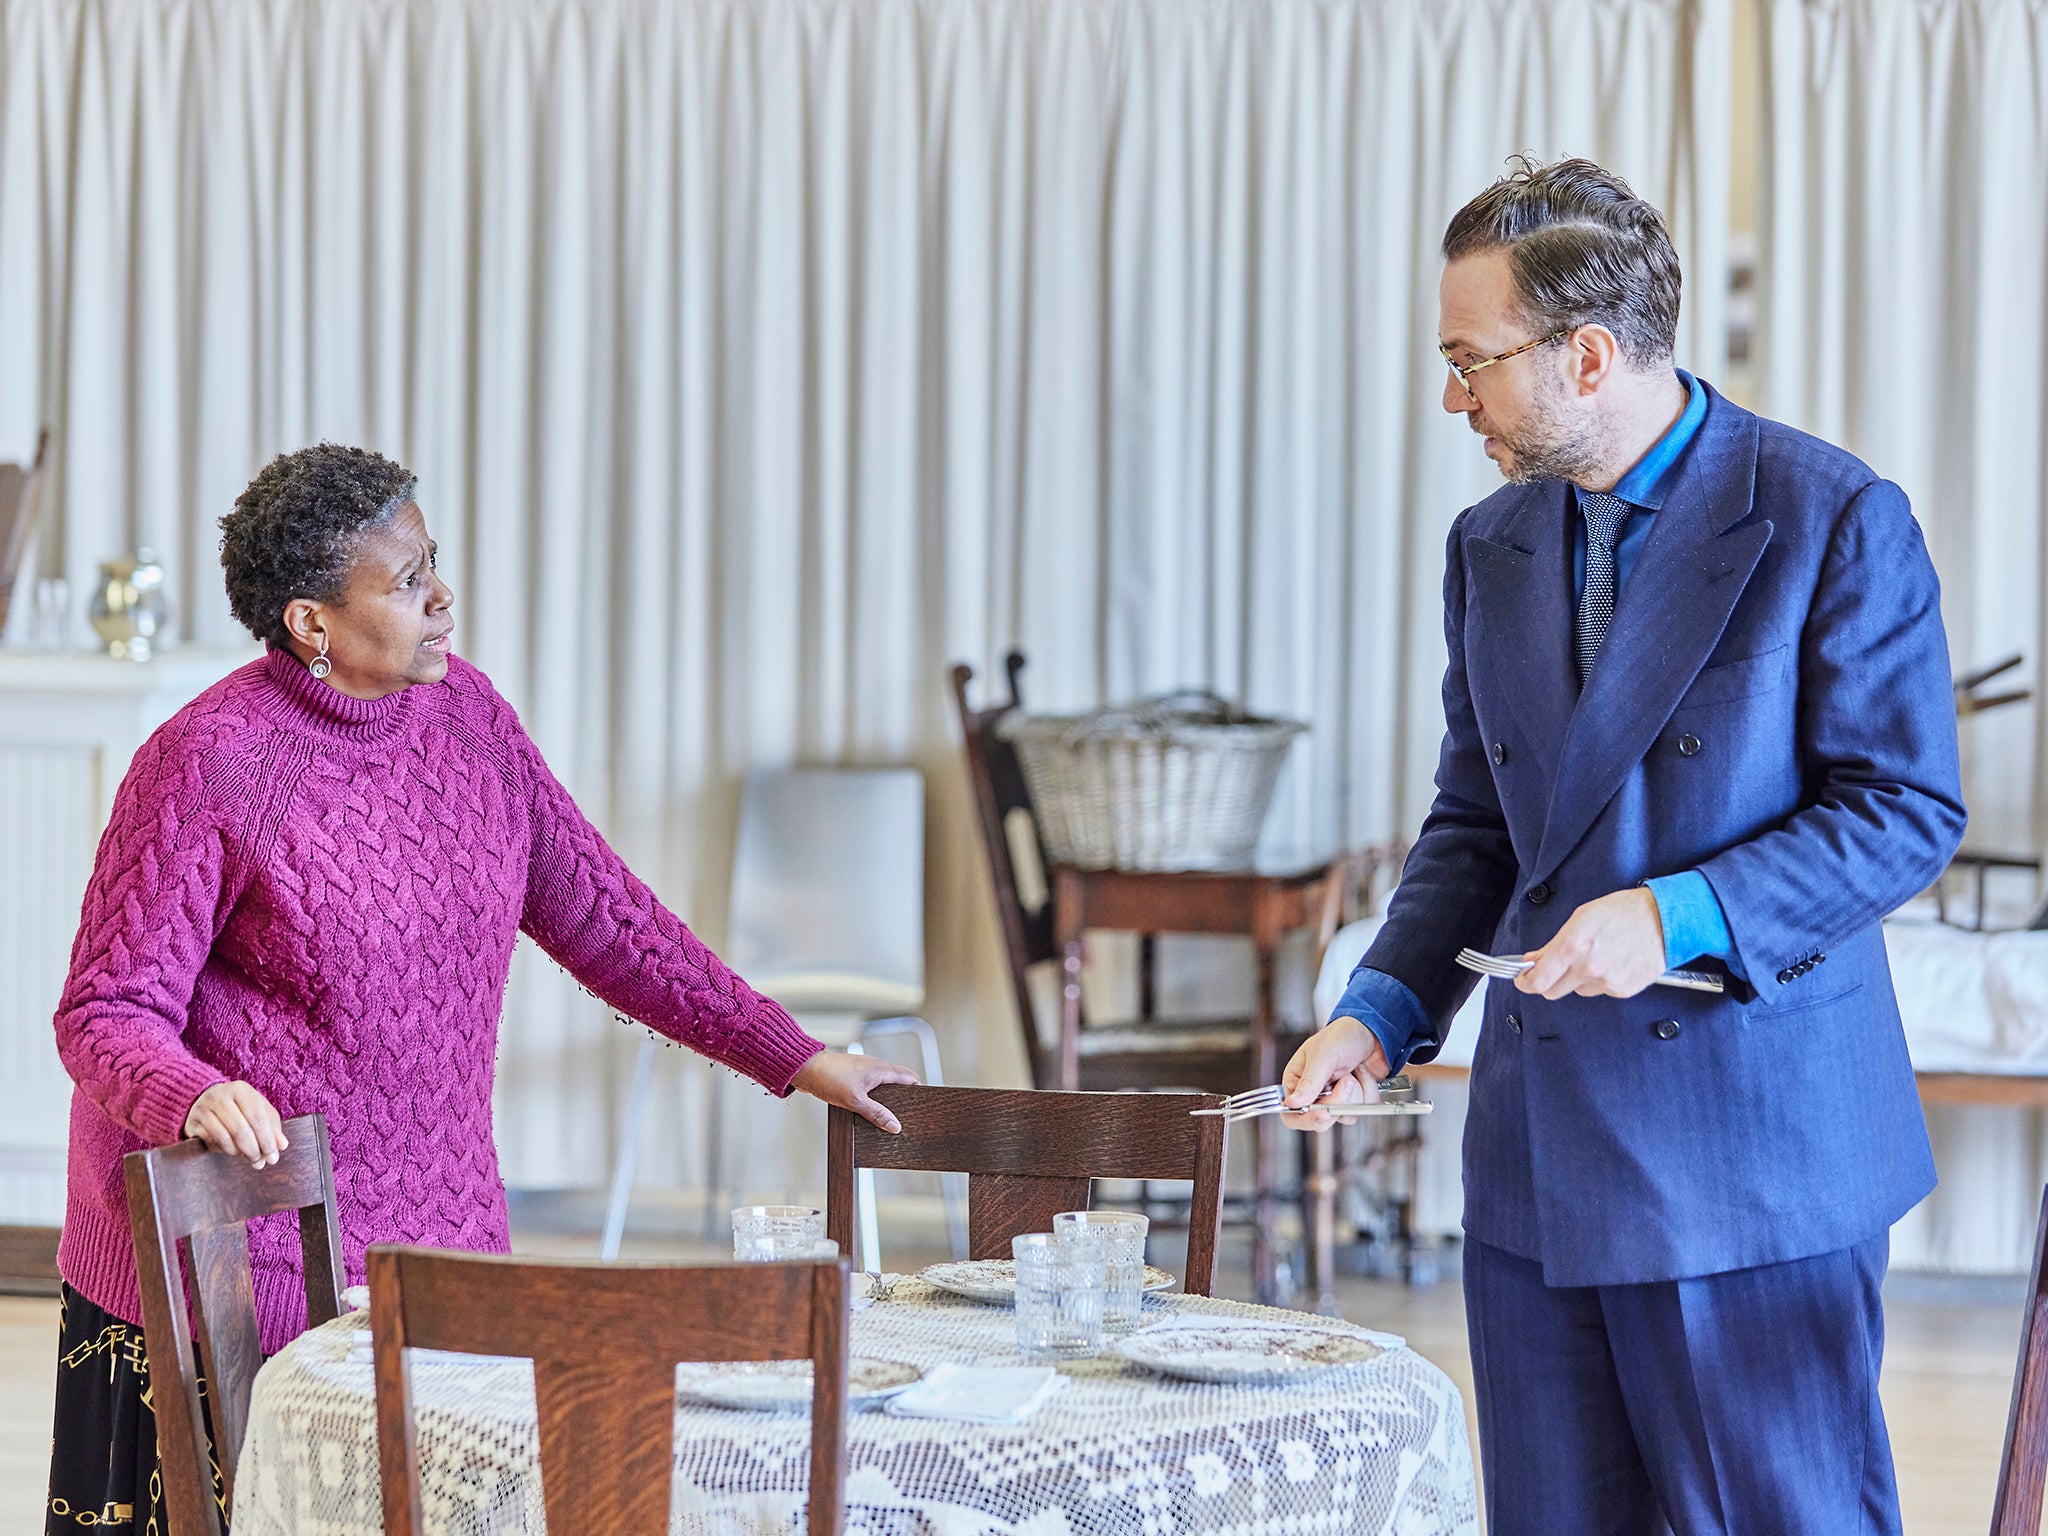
[1478,380,1602,486]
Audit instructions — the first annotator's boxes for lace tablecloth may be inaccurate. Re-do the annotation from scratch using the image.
[232,1281,1477,1536]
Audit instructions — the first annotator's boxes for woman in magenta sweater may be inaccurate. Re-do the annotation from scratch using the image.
[44,444,910,1533]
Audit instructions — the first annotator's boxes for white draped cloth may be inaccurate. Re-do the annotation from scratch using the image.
[1316,913,2048,1273]
[0,0,1734,1195]
[232,1282,1477,1536]
[1759,0,2048,1273]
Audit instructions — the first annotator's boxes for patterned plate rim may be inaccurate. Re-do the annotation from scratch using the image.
[1109,1323,1383,1379]
[675,1356,923,1409]
[918,1259,1178,1302]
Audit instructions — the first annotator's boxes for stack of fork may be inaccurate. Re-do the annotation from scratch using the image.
[1190,1078,1435,1124]
[1455,947,1725,994]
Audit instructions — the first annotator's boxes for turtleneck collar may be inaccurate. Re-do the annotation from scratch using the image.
[258,646,425,745]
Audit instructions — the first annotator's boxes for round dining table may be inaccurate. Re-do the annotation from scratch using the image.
[230,1277,1478,1536]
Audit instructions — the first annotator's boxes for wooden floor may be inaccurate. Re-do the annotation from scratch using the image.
[0,1203,2020,1533]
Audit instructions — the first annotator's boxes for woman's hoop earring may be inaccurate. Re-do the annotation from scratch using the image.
[309,635,332,681]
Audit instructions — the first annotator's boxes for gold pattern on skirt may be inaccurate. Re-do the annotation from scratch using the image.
[47,1288,225,1533]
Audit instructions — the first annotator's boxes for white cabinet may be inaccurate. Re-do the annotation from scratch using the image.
[0,648,257,1224]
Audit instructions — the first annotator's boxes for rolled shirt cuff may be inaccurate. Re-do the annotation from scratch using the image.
[1645,869,1740,975]
[1327,965,1432,1074]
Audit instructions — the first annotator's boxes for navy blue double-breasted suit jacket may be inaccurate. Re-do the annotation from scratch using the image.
[1364,382,1967,1287]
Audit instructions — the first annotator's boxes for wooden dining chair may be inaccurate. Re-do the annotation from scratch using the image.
[1993,1185,2048,1534]
[124,1112,346,1536]
[0,427,50,633]
[368,1247,850,1536]
[826,1082,1227,1292]
[951,653,1294,1095]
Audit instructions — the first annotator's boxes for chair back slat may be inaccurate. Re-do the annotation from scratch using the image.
[123,1113,345,1536]
[827,1084,1226,1293]
[967,1174,1094,1260]
[298,1193,347,1328]
[136,1129,340,1242]
[533,1361,680,1531]
[186,1224,264,1495]
[370,1248,849,1536]
[1992,1185,2048,1534]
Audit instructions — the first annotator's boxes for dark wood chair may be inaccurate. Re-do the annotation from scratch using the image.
[826,1083,1226,1293]
[950,652,1327,1095]
[1994,1185,2048,1534]
[0,427,50,633]
[124,1112,346,1536]
[369,1247,849,1536]
[952,653,1345,1301]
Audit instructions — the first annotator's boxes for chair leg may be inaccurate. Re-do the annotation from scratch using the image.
[843,1043,884,1273]
[601,1033,660,1261]
[857,1017,969,1260]
[1305,1122,1341,1317]
[1993,1186,2048,1536]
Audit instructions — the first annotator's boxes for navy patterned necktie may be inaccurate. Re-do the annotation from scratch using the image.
[1576,492,1633,686]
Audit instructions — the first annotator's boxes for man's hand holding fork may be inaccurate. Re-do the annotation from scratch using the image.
[1279,1017,1392,1131]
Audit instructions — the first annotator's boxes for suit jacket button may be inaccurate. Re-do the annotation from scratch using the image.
[1678,733,1702,757]
[1653,1019,1681,1041]
[1527,882,1551,906]
[1505,1012,1522,1033]
[1491,742,1508,766]
[1777,968,1796,985]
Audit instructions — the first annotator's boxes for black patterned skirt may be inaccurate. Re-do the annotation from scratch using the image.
[45,1283,224,1535]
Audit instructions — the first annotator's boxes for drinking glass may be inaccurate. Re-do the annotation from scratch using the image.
[32,577,69,650]
[1054,1210,1149,1330]
[731,1205,826,1261]
[1012,1231,1104,1361]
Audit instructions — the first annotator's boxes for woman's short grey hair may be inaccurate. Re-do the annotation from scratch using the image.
[219,444,418,647]
[1442,156,1682,367]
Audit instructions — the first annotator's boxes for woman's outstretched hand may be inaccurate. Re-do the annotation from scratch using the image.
[791,1051,918,1134]
[184,1080,289,1168]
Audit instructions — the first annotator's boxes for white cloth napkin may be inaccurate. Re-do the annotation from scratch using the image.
[885,1362,1067,1424]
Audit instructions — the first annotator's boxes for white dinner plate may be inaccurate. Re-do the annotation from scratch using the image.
[1109,1321,1383,1383]
[675,1357,922,1412]
[919,1259,1178,1305]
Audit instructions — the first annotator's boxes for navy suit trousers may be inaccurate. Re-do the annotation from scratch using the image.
[1463,1236,1900,1535]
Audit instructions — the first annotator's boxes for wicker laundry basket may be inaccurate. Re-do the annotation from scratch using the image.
[998,691,1307,871]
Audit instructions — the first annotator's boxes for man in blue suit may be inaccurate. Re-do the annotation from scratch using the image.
[1283,158,1966,1533]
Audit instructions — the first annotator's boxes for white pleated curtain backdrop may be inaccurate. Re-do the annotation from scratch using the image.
[0,0,1729,1196]
[1760,0,2048,1271]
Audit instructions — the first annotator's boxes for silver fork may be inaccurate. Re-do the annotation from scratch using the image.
[1192,1085,1286,1119]
[1456,946,1725,994]
[1192,1077,1423,1123]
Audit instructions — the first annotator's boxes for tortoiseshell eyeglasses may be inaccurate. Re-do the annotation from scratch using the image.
[1439,330,1571,401]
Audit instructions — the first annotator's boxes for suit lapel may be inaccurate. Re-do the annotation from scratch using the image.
[1530,394,1772,881]
[1466,484,1577,782]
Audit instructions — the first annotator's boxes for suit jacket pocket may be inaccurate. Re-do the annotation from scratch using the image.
[1678,643,1793,709]
[1747,979,1863,1022]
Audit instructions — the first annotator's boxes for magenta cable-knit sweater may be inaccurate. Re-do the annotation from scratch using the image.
[54,648,825,1350]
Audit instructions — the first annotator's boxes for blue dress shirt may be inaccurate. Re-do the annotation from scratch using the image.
[1333,371,1739,1071]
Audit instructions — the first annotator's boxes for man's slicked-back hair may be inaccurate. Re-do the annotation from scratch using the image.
[1442,156,1682,367]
